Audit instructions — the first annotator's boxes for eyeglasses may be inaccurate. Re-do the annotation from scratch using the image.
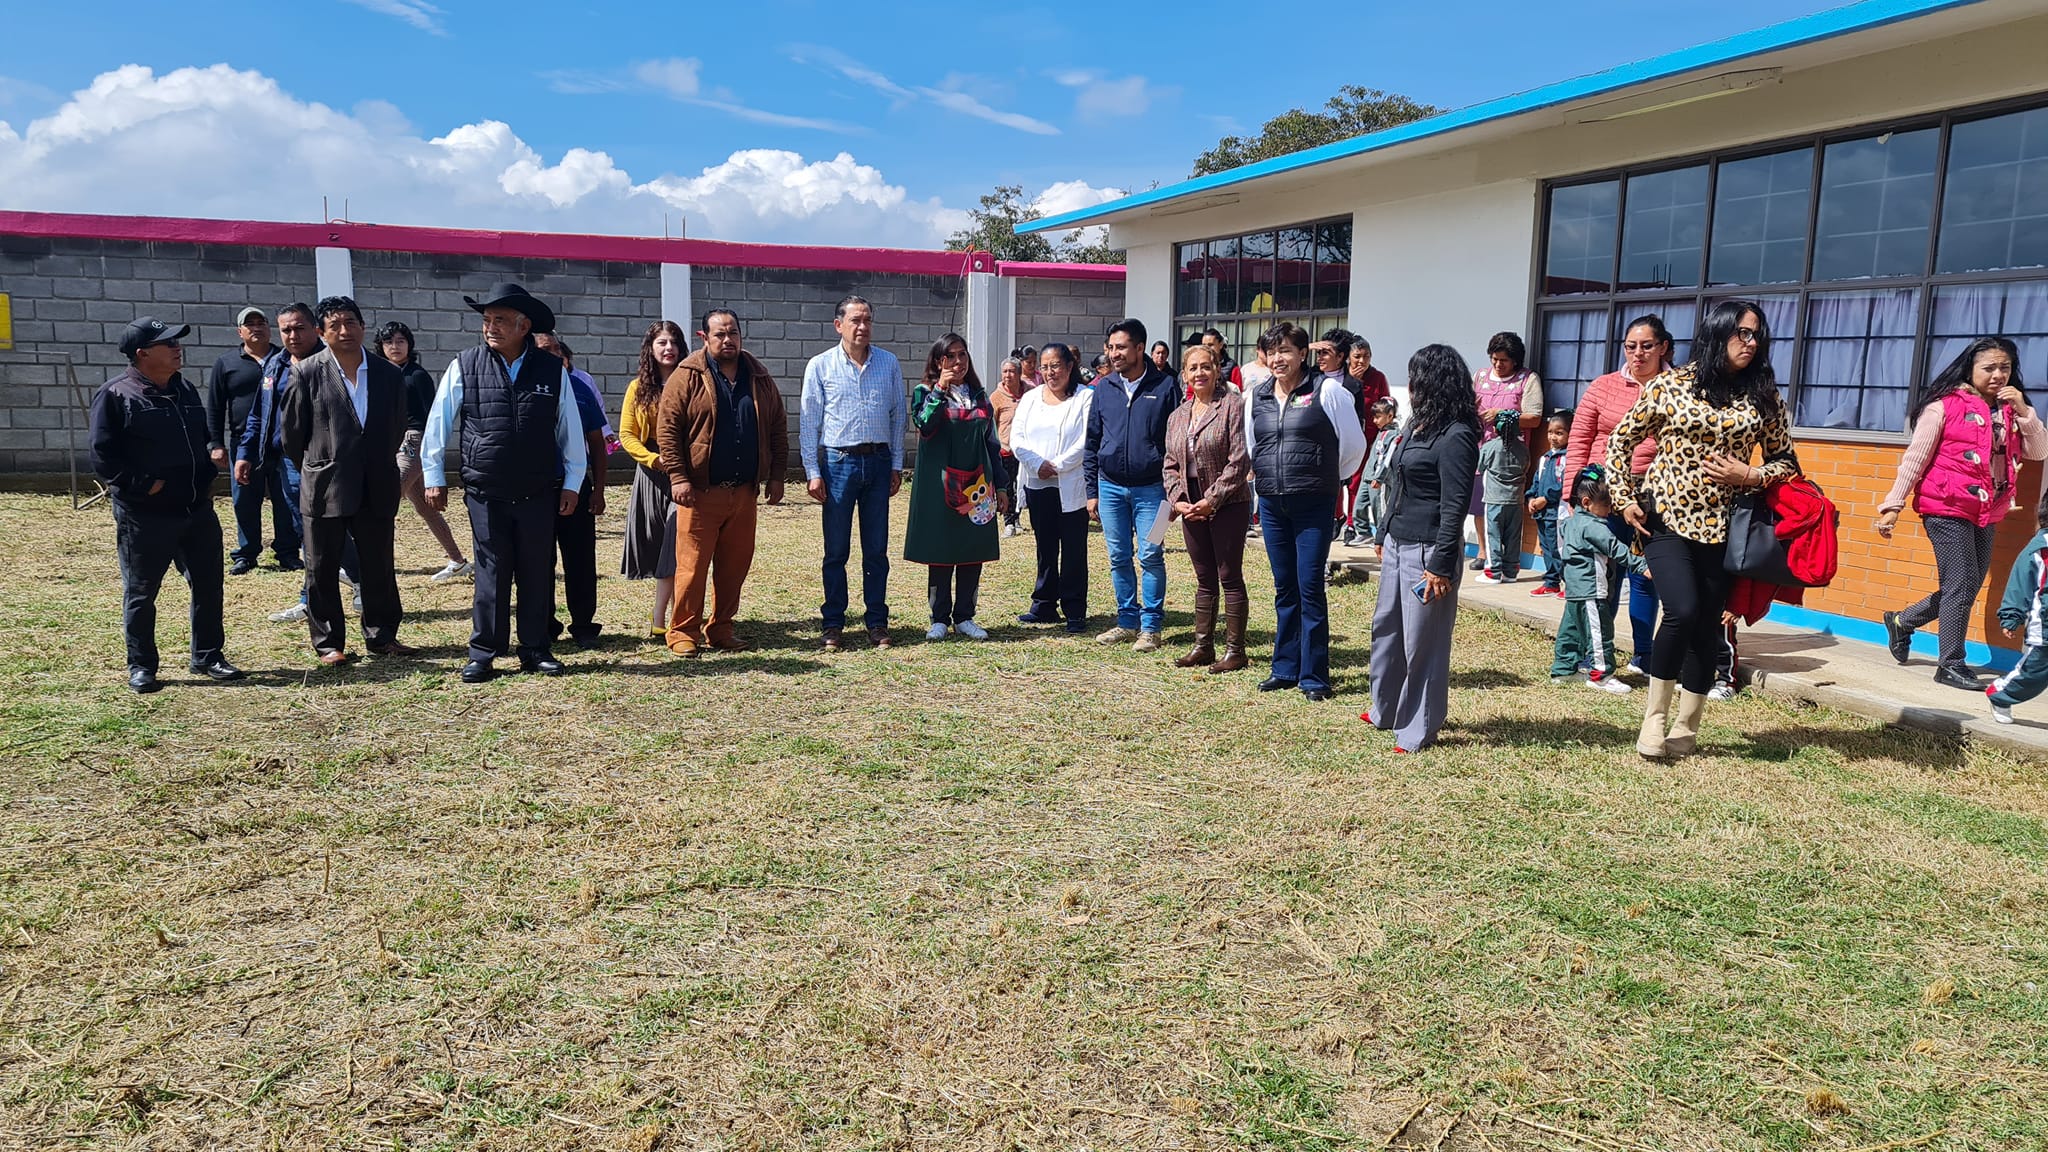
[1734,327,1761,344]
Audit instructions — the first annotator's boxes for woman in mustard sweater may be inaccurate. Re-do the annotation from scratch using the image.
[619,321,688,639]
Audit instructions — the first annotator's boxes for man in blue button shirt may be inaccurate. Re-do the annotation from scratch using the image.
[800,295,906,651]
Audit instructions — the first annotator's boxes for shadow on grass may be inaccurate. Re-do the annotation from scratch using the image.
[1450,668,1531,690]
[1434,715,1640,750]
[1734,724,1968,770]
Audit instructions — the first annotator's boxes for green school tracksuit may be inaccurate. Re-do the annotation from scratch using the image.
[1550,510,1647,679]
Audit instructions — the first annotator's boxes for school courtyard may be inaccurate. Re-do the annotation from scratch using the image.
[3,492,2043,1151]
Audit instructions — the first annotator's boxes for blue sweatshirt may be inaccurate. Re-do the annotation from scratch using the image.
[1527,446,1565,512]
[1083,364,1181,498]
[1997,530,2048,646]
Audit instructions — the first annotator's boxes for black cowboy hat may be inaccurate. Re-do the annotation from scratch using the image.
[462,282,556,335]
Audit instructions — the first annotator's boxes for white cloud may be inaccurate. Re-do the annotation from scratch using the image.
[1031,180,1124,250]
[1053,71,1157,121]
[788,45,1058,135]
[545,57,856,134]
[917,85,1059,136]
[0,64,970,247]
[345,0,445,35]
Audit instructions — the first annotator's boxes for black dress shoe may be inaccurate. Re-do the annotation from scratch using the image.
[460,659,496,683]
[1302,688,1333,702]
[520,656,567,676]
[1882,611,1912,664]
[189,657,245,682]
[128,667,161,694]
[1933,666,1982,691]
[1258,676,1297,692]
[1017,611,1058,625]
[277,558,305,572]
[229,559,256,576]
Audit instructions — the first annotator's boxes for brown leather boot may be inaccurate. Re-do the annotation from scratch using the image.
[1176,588,1216,667]
[1209,588,1249,674]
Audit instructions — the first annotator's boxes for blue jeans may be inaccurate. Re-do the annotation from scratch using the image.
[820,448,892,631]
[1260,491,1339,693]
[231,459,302,566]
[1097,479,1166,632]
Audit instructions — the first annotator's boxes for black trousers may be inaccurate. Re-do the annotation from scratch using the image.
[1643,531,1730,695]
[305,507,400,655]
[1023,484,1088,620]
[115,502,225,673]
[1897,514,1996,674]
[468,490,557,663]
[928,564,983,625]
[554,482,599,641]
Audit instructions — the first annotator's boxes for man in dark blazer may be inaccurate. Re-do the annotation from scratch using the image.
[280,296,412,664]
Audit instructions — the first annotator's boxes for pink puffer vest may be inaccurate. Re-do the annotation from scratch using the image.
[1914,390,2016,528]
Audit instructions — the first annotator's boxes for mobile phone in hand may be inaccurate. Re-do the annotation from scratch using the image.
[1411,579,1432,604]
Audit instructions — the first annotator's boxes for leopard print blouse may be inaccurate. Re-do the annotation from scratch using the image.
[1605,364,1798,544]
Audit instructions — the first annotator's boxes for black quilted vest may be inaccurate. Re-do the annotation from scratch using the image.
[1250,378,1340,498]
[458,343,564,501]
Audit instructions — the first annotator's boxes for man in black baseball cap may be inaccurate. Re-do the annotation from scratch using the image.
[89,315,245,692]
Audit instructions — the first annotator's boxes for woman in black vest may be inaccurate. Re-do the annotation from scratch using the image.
[1366,345,1479,752]
[1248,322,1366,701]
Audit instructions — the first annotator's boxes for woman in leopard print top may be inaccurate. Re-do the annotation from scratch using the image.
[1606,300,1800,760]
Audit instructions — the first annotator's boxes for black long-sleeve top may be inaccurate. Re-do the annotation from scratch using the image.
[1379,420,1479,578]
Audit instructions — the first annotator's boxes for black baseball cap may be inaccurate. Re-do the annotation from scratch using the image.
[119,315,191,356]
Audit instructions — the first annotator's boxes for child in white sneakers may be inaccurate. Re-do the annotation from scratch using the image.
[1987,495,2048,724]
[1550,466,1646,694]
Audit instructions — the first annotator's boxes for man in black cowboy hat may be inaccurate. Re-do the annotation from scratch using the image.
[421,283,589,683]
[88,315,245,693]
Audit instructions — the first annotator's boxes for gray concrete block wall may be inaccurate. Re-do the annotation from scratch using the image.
[0,236,319,473]
[690,266,968,405]
[1014,276,1127,361]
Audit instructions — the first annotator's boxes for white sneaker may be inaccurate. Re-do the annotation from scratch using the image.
[1991,700,2014,724]
[269,603,307,623]
[352,589,364,614]
[431,559,473,583]
[926,623,950,641]
[954,619,989,640]
[1707,683,1736,702]
[1585,674,1632,695]
[1474,570,1503,584]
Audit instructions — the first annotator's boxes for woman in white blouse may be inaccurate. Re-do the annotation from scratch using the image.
[1010,343,1096,632]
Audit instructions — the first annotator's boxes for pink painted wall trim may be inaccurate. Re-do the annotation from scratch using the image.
[0,210,1009,277]
[995,261,1126,281]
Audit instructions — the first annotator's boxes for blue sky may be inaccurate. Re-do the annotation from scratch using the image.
[0,0,1849,246]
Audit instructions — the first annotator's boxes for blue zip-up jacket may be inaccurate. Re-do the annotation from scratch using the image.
[1083,364,1181,498]
[1527,446,1565,511]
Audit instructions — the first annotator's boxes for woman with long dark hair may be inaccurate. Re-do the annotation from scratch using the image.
[906,334,1010,640]
[1011,343,1093,631]
[619,321,688,638]
[1366,344,1480,751]
[1608,300,1799,758]
[1878,336,2045,688]
[1564,313,1673,669]
[376,321,471,581]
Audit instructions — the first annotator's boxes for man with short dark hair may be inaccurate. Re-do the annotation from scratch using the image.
[208,306,297,573]
[1085,317,1181,652]
[279,296,412,665]
[89,316,244,693]
[655,308,788,656]
[534,331,610,648]
[801,294,906,651]
[421,283,588,683]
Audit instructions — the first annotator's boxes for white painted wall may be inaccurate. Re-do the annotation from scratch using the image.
[1352,179,1540,399]
[1121,241,1172,352]
[314,247,353,299]
[659,263,693,337]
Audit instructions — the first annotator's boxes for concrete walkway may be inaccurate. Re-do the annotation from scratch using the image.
[1327,542,2048,760]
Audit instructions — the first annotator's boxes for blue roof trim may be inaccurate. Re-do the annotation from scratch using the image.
[1019,0,1984,235]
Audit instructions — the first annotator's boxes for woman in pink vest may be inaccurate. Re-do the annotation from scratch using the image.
[1471,332,1543,574]
[1878,336,2046,690]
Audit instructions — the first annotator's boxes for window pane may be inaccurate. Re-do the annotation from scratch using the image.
[1545,181,1618,294]
[1620,165,1708,289]
[1540,306,1610,409]
[1813,129,1938,281]
[1209,236,1241,314]
[1612,300,1699,369]
[1928,281,2048,404]
[1175,243,1206,317]
[1710,148,1813,285]
[1276,226,1315,312]
[1799,288,1918,431]
[1242,231,1277,315]
[1312,220,1352,311]
[1938,106,2048,274]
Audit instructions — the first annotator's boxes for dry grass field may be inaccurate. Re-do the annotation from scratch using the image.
[1,490,2044,1151]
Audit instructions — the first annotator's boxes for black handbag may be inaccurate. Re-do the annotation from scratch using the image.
[1724,493,1800,585]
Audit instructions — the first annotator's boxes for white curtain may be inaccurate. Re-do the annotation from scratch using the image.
[1798,289,1916,431]
[1930,281,2048,391]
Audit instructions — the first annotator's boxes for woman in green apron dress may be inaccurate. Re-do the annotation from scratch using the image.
[906,333,1010,640]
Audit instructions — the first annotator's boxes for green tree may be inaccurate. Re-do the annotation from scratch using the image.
[1191,85,1441,177]
[1057,230,1125,266]
[948,184,1057,262]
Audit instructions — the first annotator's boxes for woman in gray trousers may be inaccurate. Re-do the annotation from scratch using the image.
[1367,344,1481,752]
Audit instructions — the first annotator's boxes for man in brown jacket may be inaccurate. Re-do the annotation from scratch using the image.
[654,308,788,656]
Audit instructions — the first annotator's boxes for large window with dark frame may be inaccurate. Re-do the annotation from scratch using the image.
[1175,219,1351,372]
[1535,95,2048,435]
